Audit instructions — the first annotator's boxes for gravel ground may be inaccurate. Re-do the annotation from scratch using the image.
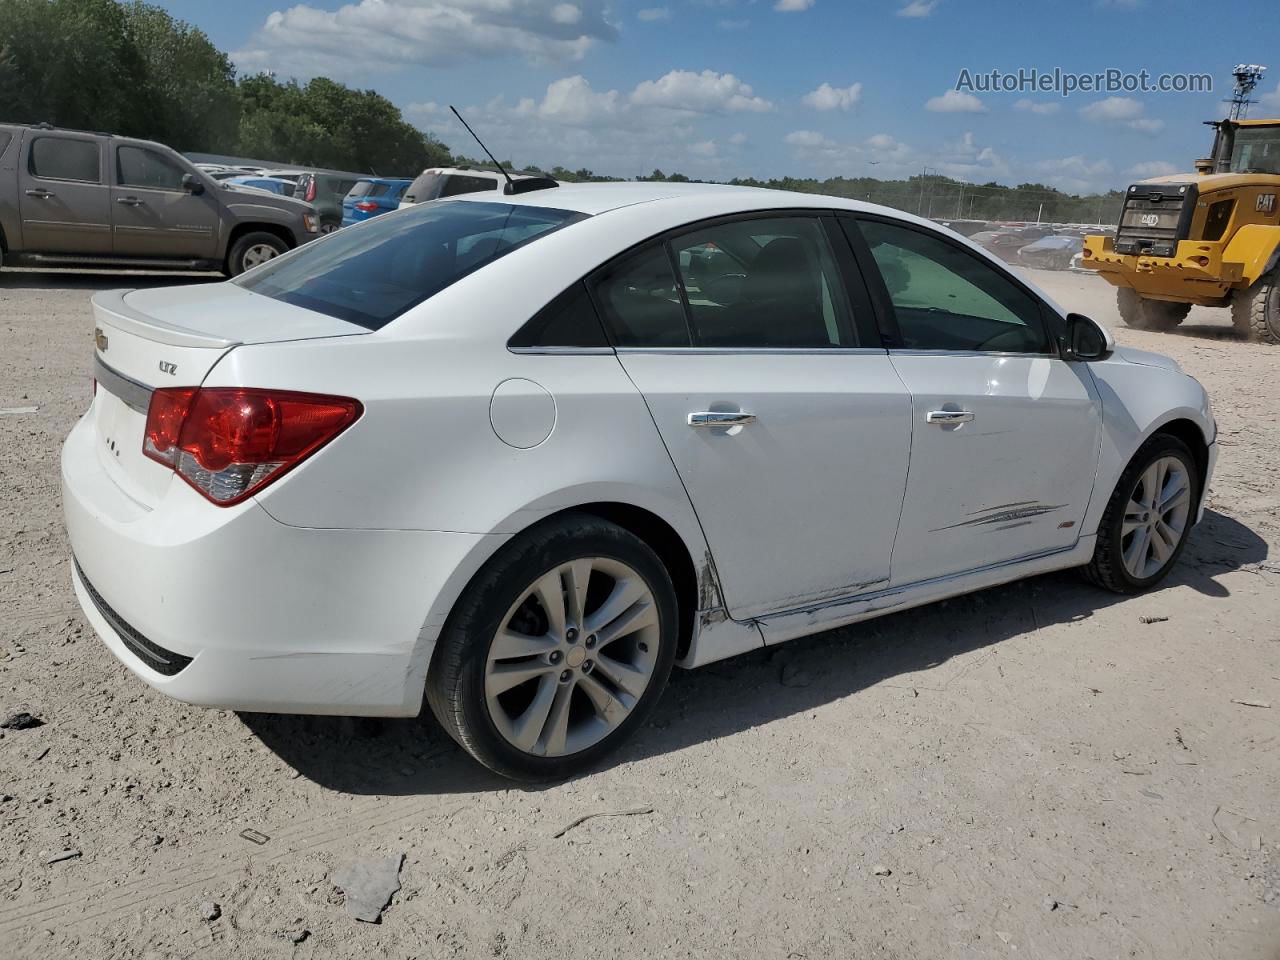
[0,266,1277,960]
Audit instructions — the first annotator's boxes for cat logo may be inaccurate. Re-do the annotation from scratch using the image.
[94,327,108,352]
[159,360,178,375]
[1258,194,1277,214]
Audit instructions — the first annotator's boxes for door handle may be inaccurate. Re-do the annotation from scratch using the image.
[116,196,143,206]
[688,411,758,428]
[926,410,975,424]
[24,188,53,199]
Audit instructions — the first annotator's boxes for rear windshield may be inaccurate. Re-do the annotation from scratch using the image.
[347,181,390,199]
[404,172,444,203]
[236,201,587,330]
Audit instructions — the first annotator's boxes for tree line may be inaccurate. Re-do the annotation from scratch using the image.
[0,0,450,174]
[1,0,1127,223]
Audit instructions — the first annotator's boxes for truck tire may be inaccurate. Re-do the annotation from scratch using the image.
[1116,288,1191,331]
[1230,267,1280,345]
[226,231,288,277]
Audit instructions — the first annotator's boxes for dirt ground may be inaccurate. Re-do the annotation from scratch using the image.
[0,265,1277,960]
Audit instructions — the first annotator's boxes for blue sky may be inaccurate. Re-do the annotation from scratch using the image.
[158,0,1280,193]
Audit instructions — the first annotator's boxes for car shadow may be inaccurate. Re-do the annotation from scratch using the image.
[239,508,1266,796]
[1166,323,1247,343]
[0,269,221,290]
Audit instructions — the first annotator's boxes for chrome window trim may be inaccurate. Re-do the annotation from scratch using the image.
[615,346,890,356]
[887,348,1060,359]
[506,346,616,356]
[94,355,152,413]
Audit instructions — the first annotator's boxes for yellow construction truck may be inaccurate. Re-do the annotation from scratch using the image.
[1083,92,1280,343]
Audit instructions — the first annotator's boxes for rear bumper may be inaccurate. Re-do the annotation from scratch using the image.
[62,410,498,716]
[1081,236,1242,303]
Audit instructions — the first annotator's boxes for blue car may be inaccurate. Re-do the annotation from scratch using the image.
[225,175,297,196]
[342,178,412,227]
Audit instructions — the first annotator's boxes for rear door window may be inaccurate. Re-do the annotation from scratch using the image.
[591,244,691,347]
[403,172,443,203]
[237,201,587,330]
[29,137,100,182]
[0,132,12,159]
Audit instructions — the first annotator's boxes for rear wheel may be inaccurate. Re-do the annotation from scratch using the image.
[226,231,288,277]
[426,514,678,781]
[1084,434,1199,594]
[1230,266,1280,344]
[1116,288,1191,331]
[319,220,340,235]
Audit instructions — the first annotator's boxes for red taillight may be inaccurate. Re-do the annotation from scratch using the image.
[304,178,317,202]
[354,201,378,212]
[143,387,361,505]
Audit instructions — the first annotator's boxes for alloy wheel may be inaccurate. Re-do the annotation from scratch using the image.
[484,557,660,757]
[242,243,280,269]
[1121,455,1191,580]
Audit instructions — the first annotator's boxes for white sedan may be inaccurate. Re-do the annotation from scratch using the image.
[63,182,1216,780]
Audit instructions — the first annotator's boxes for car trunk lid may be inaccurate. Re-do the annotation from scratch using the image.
[90,283,367,507]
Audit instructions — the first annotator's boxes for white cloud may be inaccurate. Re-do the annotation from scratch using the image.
[728,131,748,145]
[774,0,815,10]
[233,0,617,77]
[1014,98,1061,115]
[1128,160,1179,177]
[897,0,940,16]
[1079,96,1164,134]
[513,74,623,124]
[636,6,670,21]
[784,129,836,149]
[925,89,987,113]
[803,82,862,111]
[689,140,718,157]
[631,69,773,113]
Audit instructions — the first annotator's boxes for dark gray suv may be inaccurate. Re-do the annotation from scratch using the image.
[0,124,321,276]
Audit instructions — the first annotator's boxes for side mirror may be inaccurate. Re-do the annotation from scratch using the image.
[181,173,204,195]
[1063,313,1113,361]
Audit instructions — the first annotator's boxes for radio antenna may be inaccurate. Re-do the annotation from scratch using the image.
[449,106,514,191]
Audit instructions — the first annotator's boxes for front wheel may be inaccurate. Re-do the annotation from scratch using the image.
[1084,434,1199,594]
[1116,288,1191,331]
[1230,267,1280,344]
[426,514,678,781]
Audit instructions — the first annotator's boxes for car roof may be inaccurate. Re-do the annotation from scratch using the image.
[446,180,900,218]
[357,176,413,185]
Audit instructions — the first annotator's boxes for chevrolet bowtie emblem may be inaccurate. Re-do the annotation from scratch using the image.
[94,327,109,352]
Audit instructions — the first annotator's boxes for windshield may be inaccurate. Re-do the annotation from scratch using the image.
[1229,126,1280,175]
[403,172,444,203]
[236,201,587,330]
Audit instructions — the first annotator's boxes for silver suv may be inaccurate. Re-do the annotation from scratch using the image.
[0,124,320,276]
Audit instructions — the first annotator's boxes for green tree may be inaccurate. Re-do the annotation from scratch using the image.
[121,1,238,151]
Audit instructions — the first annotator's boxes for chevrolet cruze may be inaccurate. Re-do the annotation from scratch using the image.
[62,182,1216,780]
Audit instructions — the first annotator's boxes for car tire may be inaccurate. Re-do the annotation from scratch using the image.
[319,220,340,235]
[226,231,288,277]
[1083,433,1200,594]
[1116,288,1191,331]
[1229,266,1280,345]
[426,513,679,782]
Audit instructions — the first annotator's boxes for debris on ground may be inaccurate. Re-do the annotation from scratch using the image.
[1139,615,1170,624]
[282,928,309,944]
[872,864,892,877]
[1043,896,1059,912]
[553,806,655,839]
[199,901,221,922]
[44,850,80,865]
[1,711,43,730]
[1230,699,1272,709]
[332,854,404,923]
[238,827,270,845]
